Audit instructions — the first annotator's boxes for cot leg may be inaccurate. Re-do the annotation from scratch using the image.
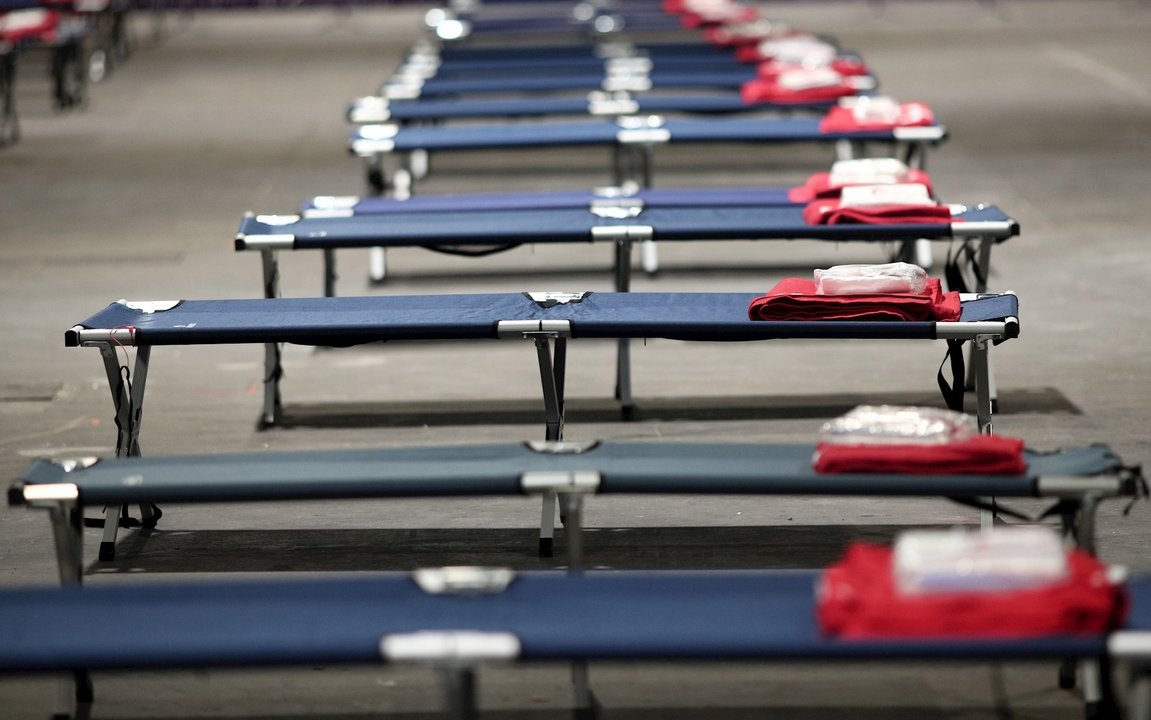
[571,661,600,719]
[260,341,283,429]
[970,337,992,434]
[365,153,386,195]
[0,51,18,146]
[439,667,478,720]
[53,670,92,720]
[559,493,585,570]
[914,239,933,269]
[409,149,429,181]
[260,249,280,299]
[323,248,337,296]
[640,239,659,275]
[1081,656,1121,720]
[616,339,633,420]
[98,506,120,561]
[539,491,557,558]
[1128,665,1151,720]
[98,343,150,458]
[369,247,387,284]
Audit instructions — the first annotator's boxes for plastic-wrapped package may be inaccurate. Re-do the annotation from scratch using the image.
[776,67,844,90]
[827,158,911,187]
[818,405,977,446]
[838,183,935,208]
[757,36,838,66]
[813,262,928,295]
[893,526,1069,595]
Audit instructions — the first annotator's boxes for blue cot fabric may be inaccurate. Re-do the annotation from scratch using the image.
[308,187,798,214]
[18,442,1123,506]
[434,42,736,62]
[0,571,1112,672]
[70,292,1017,347]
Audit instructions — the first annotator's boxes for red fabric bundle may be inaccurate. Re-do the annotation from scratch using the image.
[813,435,1028,475]
[0,9,59,43]
[819,101,936,133]
[740,77,855,106]
[679,6,758,27]
[662,0,684,14]
[747,277,960,322]
[758,57,869,78]
[818,542,1128,638]
[787,169,933,203]
[803,198,952,226]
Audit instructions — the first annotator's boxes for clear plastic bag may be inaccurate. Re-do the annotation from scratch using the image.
[838,183,934,208]
[813,262,928,295]
[893,526,1069,595]
[827,158,910,187]
[818,405,977,446]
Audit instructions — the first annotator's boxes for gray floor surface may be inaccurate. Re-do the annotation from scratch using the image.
[0,1,1149,717]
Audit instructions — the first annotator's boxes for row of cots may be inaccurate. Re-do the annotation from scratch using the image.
[5,2,1151,720]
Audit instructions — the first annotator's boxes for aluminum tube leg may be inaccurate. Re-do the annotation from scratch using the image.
[971,338,992,434]
[409,148,429,180]
[614,237,632,293]
[99,506,120,562]
[638,146,658,275]
[534,335,565,557]
[439,667,478,720]
[125,346,151,458]
[640,239,658,275]
[261,341,282,429]
[976,237,993,294]
[1077,495,1100,555]
[260,249,280,299]
[365,153,385,195]
[1130,668,1151,720]
[49,505,83,585]
[560,493,584,571]
[323,248,337,297]
[835,138,854,162]
[369,247,387,284]
[571,661,595,716]
[616,339,633,419]
[98,345,133,458]
[915,239,933,269]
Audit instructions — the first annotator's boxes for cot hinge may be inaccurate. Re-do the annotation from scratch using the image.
[520,470,602,494]
[413,566,516,595]
[892,126,947,142]
[590,225,653,242]
[309,195,361,211]
[381,83,423,100]
[616,115,669,144]
[590,197,644,219]
[18,482,80,508]
[587,90,640,117]
[526,440,599,455]
[496,320,573,338]
[351,124,399,155]
[348,96,390,124]
[381,631,522,664]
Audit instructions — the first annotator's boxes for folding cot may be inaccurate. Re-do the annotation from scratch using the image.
[11,437,1139,564]
[0,568,1143,720]
[66,289,1018,464]
[349,114,947,199]
[237,197,1016,296]
[0,2,90,112]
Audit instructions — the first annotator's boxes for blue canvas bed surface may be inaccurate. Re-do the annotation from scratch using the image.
[13,441,1124,505]
[66,291,1020,347]
[1,570,1142,672]
[351,116,944,155]
[239,204,1014,249]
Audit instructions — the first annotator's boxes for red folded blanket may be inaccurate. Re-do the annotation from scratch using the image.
[818,542,1128,638]
[788,169,934,203]
[819,101,936,133]
[803,199,953,226]
[813,435,1028,475]
[747,277,961,322]
[741,78,855,105]
[680,6,758,28]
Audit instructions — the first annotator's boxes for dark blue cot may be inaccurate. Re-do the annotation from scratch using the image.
[0,568,1144,720]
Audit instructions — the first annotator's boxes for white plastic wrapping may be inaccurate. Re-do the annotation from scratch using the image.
[827,158,911,187]
[838,94,902,124]
[818,405,977,446]
[893,526,1069,595]
[776,67,844,91]
[813,262,928,295]
[838,183,935,208]
[757,36,838,67]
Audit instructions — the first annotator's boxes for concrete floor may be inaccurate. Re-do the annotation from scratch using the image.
[0,1,1150,717]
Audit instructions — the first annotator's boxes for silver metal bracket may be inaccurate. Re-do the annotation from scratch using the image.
[381,631,521,664]
[525,291,590,306]
[413,566,516,595]
[497,320,573,338]
[590,225,653,242]
[526,440,599,455]
[348,96,391,124]
[520,470,602,494]
[590,197,644,219]
[616,115,669,144]
[21,482,80,508]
